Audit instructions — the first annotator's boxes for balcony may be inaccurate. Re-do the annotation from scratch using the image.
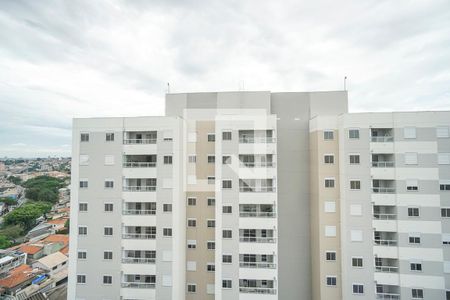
[373,205,397,220]
[371,129,393,143]
[239,254,275,269]
[122,275,156,289]
[374,231,397,246]
[239,279,276,294]
[123,178,156,192]
[372,180,396,194]
[123,202,156,215]
[375,258,398,273]
[240,204,275,218]
[239,229,276,243]
[239,179,275,193]
[124,131,157,144]
[376,285,400,300]
[239,154,275,168]
[122,250,155,264]
[239,130,275,144]
[123,226,156,239]
[372,154,395,168]
[123,155,157,168]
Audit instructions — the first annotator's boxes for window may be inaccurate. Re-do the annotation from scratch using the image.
[79,180,88,188]
[406,179,419,191]
[445,261,450,273]
[349,129,360,139]
[188,155,197,163]
[104,203,113,212]
[187,284,196,293]
[352,284,364,294]
[79,203,88,212]
[222,155,232,164]
[164,155,173,164]
[351,230,363,242]
[409,233,421,244]
[103,251,112,260]
[106,133,114,141]
[223,254,232,263]
[77,251,87,260]
[103,275,112,285]
[447,290,450,300]
[207,263,215,272]
[325,226,336,237]
[163,228,172,237]
[222,180,232,189]
[410,261,422,271]
[324,201,336,213]
[104,227,113,236]
[352,257,363,267]
[77,274,86,284]
[440,180,450,191]
[438,153,450,165]
[350,180,361,190]
[79,155,89,166]
[104,155,114,165]
[223,206,232,214]
[187,219,197,227]
[207,176,215,184]
[207,220,215,228]
[80,133,89,142]
[324,130,334,140]
[208,133,215,142]
[405,152,418,165]
[324,178,335,188]
[441,208,450,218]
[163,204,172,212]
[411,288,423,299]
[187,197,196,206]
[324,155,334,164]
[326,276,336,286]
[104,180,114,188]
[223,230,232,239]
[222,279,232,289]
[350,204,362,216]
[408,207,420,217]
[404,127,416,139]
[78,226,87,235]
[349,154,360,164]
[187,240,197,249]
[437,126,449,138]
[207,241,215,250]
[222,131,232,140]
[208,155,215,163]
[326,251,336,261]
[207,198,215,206]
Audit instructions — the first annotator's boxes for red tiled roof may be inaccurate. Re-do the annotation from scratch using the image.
[59,245,69,256]
[46,218,67,225]
[19,244,43,255]
[0,265,34,288]
[42,234,69,247]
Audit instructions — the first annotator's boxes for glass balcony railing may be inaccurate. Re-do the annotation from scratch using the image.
[373,213,396,220]
[123,209,156,215]
[123,138,157,144]
[376,293,400,300]
[372,187,396,194]
[123,186,156,192]
[371,136,394,143]
[239,237,276,243]
[372,161,395,168]
[374,239,397,246]
[123,162,156,168]
[122,257,155,264]
[121,282,155,289]
[239,211,276,218]
[239,262,276,269]
[122,233,156,239]
[239,287,277,294]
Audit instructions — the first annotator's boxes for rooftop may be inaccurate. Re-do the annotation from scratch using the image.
[0,264,37,289]
[19,245,43,255]
[34,252,67,269]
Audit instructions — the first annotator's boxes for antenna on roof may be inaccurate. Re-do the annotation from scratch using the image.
[167,83,170,94]
[344,76,347,91]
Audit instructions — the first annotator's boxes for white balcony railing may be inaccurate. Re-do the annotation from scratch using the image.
[121,282,155,289]
[123,186,156,192]
[372,187,396,194]
[239,237,276,243]
[372,161,395,168]
[239,262,276,269]
[124,139,157,144]
[374,239,397,246]
[239,187,276,193]
[123,162,156,168]
[376,293,400,300]
[239,137,276,144]
[375,266,398,273]
[239,287,277,294]
[122,257,155,264]
[123,209,156,215]
[373,213,396,220]
[371,136,394,143]
[239,212,276,218]
[240,162,275,168]
[122,233,156,239]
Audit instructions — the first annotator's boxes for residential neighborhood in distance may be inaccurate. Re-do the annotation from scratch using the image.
[0,157,71,299]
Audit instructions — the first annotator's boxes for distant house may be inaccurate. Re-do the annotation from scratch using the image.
[26,223,54,240]
[18,245,44,263]
[45,218,68,231]
[0,251,27,276]
[32,252,68,276]
[0,264,41,296]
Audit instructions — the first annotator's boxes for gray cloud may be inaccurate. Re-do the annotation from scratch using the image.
[0,0,449,157]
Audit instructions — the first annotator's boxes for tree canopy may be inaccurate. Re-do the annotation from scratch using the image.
[23,176,65,203]
[3,202,52,230]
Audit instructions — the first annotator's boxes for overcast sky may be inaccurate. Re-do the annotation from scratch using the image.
[0,0,449,157]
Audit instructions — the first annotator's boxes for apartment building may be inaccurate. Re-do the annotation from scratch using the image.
[69,90,450,300]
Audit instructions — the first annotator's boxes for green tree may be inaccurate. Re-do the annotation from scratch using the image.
[0,235,12,249]
[25,188,40,201]
[4,202,52,230]
[0,197,18,206]
[7,176,22,185]
[37,189,58,203]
